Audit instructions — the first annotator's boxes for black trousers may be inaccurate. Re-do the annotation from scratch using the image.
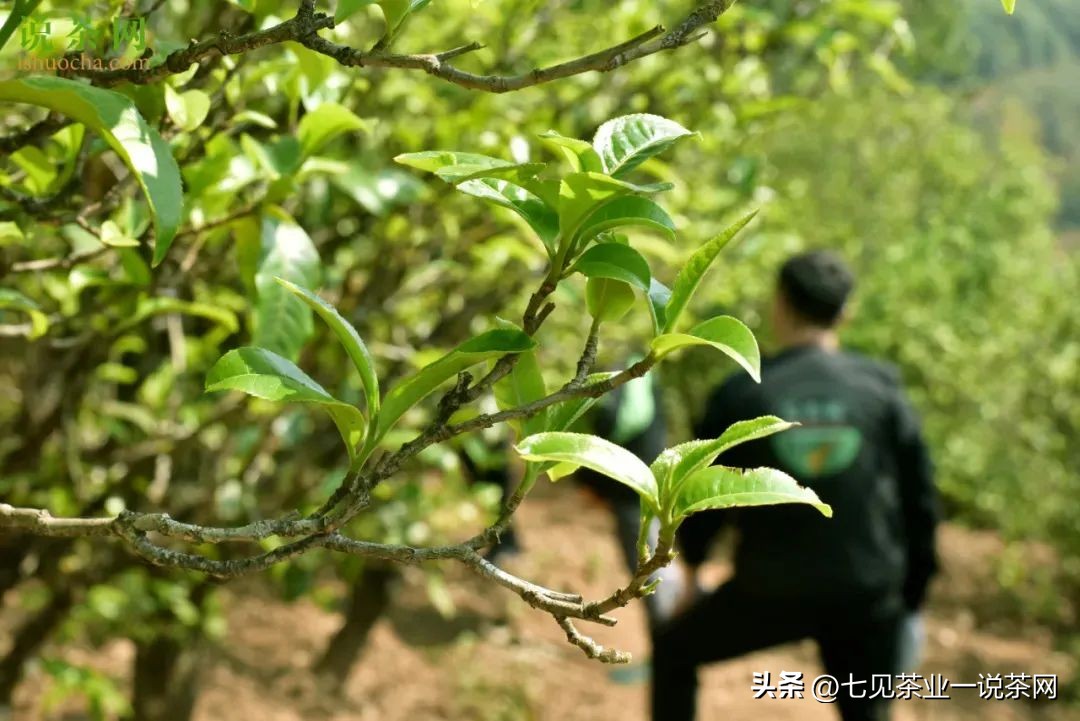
[652,581,902,721]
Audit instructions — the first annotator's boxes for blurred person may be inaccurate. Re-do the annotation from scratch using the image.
[651,250,939,721]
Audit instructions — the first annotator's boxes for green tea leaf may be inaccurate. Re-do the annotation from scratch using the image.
[251,212,321,362]
[571,242,651,291]
[575,195,676,247]
[673,465,832,520]
[274,279,379,419]
[437,163,546,185]
[395,150,510,175]
[0,288,49,339]
[592,114,694,178]
[455,178,559,252]
[298,103,369,157]
[374,329,536,443]
[586,277,636,323]
[538,130,603,173]
[515,432,659,510]
[377,0,432,37]
[164,85,210,132]
[0,76,184,266]
[652,416,797,500]
[0,222,24,245]
[557,172,636,246]
[663,211,757,333]
[647,278,671,336]
[336,0,378,22]
[206,347,366,457]
[651,315,761,382]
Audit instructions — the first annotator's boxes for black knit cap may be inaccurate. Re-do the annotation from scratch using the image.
[778,250,855,326]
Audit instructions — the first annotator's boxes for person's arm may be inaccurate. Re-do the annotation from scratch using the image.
[892,391,940,611]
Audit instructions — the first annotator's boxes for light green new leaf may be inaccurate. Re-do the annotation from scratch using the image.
[436,163,546,186]
[251,212,321,362]
[652,315,761,381]
[575,195,676,247]
[673,466,832,520]
[538,130,603,173]
[298,103,369,157]
[515,432,659,511]
[592,114,695,178]
[395,151,511,175]
[164,85,210,132]
[0,288,49,339]
[336,0,377,21]
[651,416,797,499]
[275,278,379,418]
[455,178,559,252]
[99,220,139,248]
[557,172,637,245]
[0,222,24,245]
[377,0,432,37]
[0,76,183,266]
[1001,0,1016,13]
[520,371,616,480]
[663,211,757,333]
[374,329,537,443]
[206,347,366,458]
[570,242,651,291]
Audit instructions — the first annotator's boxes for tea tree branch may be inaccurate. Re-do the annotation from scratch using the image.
[54,1,738,93]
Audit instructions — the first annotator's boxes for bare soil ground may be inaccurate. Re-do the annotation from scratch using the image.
[12,483,1078,720]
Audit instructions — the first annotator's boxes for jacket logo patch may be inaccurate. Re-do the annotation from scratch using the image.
[771,396,863,479]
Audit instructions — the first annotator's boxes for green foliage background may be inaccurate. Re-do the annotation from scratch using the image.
[0,0,1077,715]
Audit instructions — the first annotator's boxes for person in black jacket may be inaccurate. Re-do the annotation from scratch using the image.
[651,250,939,721]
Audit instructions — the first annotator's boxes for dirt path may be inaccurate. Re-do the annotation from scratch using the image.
[13,483,1077,720]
